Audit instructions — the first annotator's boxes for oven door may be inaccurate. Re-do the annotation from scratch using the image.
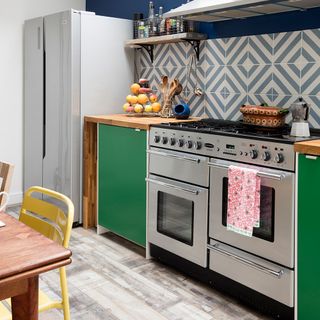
[147,174,208,267]
[208,159,294,268]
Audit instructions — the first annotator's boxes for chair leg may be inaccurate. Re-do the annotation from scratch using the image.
[59,267,70,320]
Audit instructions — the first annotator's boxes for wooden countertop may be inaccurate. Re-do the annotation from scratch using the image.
[84,114,200,130]
[294,140,320,156]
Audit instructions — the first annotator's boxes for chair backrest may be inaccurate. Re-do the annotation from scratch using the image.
[0,161,14,208]
[19,186,74,248]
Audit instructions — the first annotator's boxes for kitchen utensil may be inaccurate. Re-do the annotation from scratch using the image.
[290,98,310,137]
[160,75,168,102]
[187,53,203,97]
[240,104,289,128]
[174,83,183,96]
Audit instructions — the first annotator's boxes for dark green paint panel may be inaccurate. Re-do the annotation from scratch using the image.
[298,154,320,319]
[98,124,146,247]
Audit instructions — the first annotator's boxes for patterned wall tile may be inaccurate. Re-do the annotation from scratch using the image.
[301,63,320,96]
[248,34,273,65]
[247,94,274,107]
[301,95,320,128]
[154,43,188,67]
[184,92,206,117]
[139,47,153,69]
[225,65,247,94]
[206,65,226,93]
[302,29,320,63]
[205,92,225,119]
[247,65,273,95]
[274,31,302,64]
[224,93,247,120]
[206,39,226,66]
[185,63,206,95]
[224,36,249,66]
[273,64,300,95]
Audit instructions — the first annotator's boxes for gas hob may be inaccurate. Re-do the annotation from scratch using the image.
[149,119,320,172]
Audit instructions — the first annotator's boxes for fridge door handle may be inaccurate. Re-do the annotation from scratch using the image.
[43,47,46,159]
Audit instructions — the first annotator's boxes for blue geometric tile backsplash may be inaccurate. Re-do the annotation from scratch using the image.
[136,28,320,128]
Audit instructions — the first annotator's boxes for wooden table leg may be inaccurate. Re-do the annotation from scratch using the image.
[11,276,39,320]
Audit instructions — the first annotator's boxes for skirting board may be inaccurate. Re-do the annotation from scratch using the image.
[6,192,23,206]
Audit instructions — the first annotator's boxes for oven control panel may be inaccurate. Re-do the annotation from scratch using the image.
[150,128,295,171]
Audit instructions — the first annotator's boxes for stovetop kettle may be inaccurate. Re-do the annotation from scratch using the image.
[290,98,310,137]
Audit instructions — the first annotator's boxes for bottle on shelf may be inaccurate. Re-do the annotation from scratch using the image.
[138,20,145,38]
[147,1,157,37]
[133,13,143,39]
[158,6,165,35]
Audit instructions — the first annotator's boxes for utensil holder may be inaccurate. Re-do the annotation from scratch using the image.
[160,99,174,118]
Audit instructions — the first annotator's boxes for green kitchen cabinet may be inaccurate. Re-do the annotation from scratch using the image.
[98,124,146,247]
[298,153,320,319]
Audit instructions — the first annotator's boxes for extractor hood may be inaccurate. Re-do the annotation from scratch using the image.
[163,0,320,22]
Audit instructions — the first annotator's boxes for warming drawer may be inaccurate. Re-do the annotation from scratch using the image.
[208,240,294,307]
[148,147,209,187]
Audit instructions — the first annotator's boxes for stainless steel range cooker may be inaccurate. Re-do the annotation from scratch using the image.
[147,119,320,320]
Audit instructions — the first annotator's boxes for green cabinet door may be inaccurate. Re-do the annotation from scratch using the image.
[298,154,320,319]
[98,124,146,247]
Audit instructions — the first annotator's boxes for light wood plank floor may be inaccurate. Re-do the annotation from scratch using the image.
[7,206,271,320]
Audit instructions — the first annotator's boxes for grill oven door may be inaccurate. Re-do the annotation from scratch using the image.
[147,174,208,267]
[208,159,294,268]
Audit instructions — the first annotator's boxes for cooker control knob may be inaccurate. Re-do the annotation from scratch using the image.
[162,137,168,144]
[187,140,193,149]
[178,139,184,147]
[262,151,271,161]
[154,135,160,143]
[169,138,176,146]
[275,153,284,163]
[249,149,258,159]
[195,141,202,150]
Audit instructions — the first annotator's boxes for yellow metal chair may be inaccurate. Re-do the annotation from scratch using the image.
[0,186,74,320]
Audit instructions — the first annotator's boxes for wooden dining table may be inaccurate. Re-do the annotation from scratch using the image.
[0,212,72,319]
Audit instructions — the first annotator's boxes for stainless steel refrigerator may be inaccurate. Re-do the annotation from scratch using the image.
[24,10,134,223]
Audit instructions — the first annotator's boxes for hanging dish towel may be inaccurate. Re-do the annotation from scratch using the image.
[227,165,261,237]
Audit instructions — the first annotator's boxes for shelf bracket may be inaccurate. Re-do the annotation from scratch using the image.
[140,44,154,63]
[184,40,201,61]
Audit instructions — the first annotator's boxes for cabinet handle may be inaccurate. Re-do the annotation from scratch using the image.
[305,155,318,160]
[147,149,201,163]
[208,243,284,279]
[208,161,285,181]
[146,178,199,195]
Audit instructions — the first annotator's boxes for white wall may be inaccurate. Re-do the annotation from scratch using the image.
[0,0,86,205]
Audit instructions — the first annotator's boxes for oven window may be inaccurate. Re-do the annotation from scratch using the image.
[157,191,194,245]
[222,178,275,242]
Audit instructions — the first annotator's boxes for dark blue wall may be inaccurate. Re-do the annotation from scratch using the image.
[86,1,320,38]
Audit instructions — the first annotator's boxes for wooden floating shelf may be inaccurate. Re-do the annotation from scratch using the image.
[125,33,207,62]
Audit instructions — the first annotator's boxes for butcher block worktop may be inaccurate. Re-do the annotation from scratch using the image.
[294,140,320,156]
[83,114,201,229]
[84,114,200,130]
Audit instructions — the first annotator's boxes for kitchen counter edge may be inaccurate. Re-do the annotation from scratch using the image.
[84,114,200,130]
[294,139,320,156]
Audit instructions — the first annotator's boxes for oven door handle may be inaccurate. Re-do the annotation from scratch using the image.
[208,243,284,279]
[146,178,199,195]
[208,162,285,181]
[147,149,201,163]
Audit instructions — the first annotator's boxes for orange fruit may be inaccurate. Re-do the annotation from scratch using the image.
[129,95,138,104]
[152,102,161,113]
[130,83,141,95]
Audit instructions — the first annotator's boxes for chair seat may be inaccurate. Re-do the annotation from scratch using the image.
[0,289,63,320]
